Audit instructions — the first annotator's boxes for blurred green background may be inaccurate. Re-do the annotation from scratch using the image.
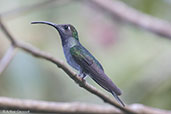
[0,0,171,110]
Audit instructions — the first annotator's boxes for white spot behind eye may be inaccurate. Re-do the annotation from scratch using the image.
[68,26,71,31]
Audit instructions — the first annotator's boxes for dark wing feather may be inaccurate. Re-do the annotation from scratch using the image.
[70,45,121,95]
[70,45,103,71]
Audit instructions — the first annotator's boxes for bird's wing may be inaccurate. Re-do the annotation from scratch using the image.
[70,45,104,71]
[70,45,121,96]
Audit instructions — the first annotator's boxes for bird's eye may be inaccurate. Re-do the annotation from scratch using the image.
[64,25,68,30]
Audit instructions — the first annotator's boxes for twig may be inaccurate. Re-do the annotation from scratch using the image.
[88,0,171,39]
[0,17,137,114]
[0,45,16,74]
[0,97,171,114]
[0,18,17,45]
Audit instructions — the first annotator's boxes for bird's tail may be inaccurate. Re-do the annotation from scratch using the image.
[111,91,125,107]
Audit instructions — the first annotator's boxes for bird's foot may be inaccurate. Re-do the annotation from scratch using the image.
[78,73,86,82]
[76,74,86,87]
[79,72,86,79]
[81,78,86,83]
[81,74,87,79]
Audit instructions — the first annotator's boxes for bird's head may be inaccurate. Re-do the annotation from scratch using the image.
[31,21,79,41]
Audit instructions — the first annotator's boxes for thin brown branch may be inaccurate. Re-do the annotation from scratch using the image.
[0,17,136,114]
[87,0,171,39]
[0,97,120,113]
[0,18,17,45]
[0,45,16,74]
[0,97,171,114]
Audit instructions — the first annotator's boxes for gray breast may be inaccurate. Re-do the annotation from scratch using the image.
[63,43,80,71]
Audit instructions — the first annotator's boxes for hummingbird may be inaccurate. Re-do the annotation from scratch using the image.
[31,21,125,106]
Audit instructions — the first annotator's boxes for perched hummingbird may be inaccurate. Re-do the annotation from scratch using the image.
[31,21,125,106]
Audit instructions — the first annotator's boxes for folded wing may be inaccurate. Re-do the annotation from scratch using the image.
[70,45,121,96]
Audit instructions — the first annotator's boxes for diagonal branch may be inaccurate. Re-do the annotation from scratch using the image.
[0,18,17,45]
[0,45,16,74]
[0,17,137,114]
[88,0,171,39]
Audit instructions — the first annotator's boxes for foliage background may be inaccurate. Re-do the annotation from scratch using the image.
[0,0,171,110]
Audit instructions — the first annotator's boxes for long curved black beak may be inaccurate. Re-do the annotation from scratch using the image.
[31,21,61,31]
[31,21,64,37]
